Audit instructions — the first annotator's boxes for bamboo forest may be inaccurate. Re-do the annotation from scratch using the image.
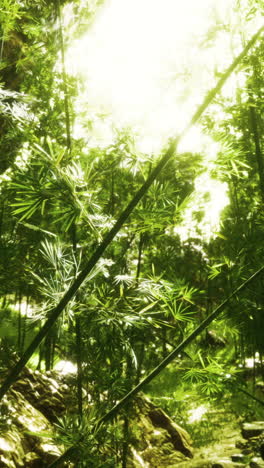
[0,0,264,467]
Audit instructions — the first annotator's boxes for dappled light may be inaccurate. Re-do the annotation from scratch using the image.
[54,360,77,375]
[64,0,259,240]
[173,173,229,242]
[0,1,264,467]
[66,0,240,151]
[188,404,208,423]
[0,438,11,452]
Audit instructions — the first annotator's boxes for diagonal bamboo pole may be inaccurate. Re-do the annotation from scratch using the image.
[49,265,264,467]
[97,266,264,426]
[0,25,263,403]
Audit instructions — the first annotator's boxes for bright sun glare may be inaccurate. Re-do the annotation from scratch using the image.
[64,0,259,241]
[66,0,236,150]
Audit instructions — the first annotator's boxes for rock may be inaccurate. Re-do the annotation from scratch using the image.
[128,395,193,467]
[0,427,24,468]
[211,459,245,467]
[148,407,193,458]
[259,442,264,459]
[141,445,186,467]
[1,369,193,468]
[0,387,64,467]
[231,453,247,462]
[243,448,253,455]
[250,456,264,467]
[242,422,264,439]
[209,462,227,468]
[13,367,72,423]
[24,452,43,468]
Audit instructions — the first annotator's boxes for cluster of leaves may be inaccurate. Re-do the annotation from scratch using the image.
[53,412,122,467]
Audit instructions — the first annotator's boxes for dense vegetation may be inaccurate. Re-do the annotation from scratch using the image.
[0,0,264,466]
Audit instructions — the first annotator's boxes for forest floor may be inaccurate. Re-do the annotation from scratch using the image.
[178,424,243,467]
[177,397,262,468]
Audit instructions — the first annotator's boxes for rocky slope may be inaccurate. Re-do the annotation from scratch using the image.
[0,367,193,467]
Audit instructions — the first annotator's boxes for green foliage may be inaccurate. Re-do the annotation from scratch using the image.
[0,0,22,41]
[10,140,100,232]
[30,239,77,319]
[0,1,264,466]
[53,412,122,467]
[183,355,238,397]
